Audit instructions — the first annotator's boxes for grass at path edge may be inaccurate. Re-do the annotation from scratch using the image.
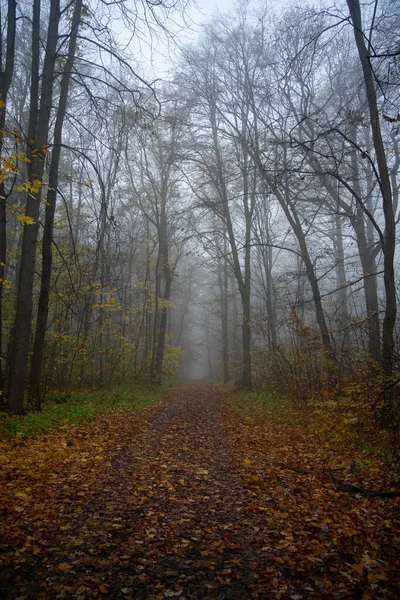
[0,385,168,440]
[222,387,296,425]
[222,386,397,468]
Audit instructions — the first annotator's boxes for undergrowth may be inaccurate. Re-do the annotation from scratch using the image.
[0,385,166,440]
[224,386,397,469]
[224,388,296,425]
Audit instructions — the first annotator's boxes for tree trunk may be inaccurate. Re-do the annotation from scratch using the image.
[267,176,333,355]
[28,0,82,408]
[333,213,350,331]
[217,235,229,384]
[242,291,251,387]
[7,0,61,414]
[209,105,253,387]
[351,215,381,360]
[302,152,381,361]
[0,0,16,398]
[348,122,380,361]
[347,0,396,375]
[263,203,277,350]
[153,201,172,383]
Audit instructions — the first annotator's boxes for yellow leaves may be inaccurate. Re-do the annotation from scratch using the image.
[92,296,118,311]
[197,468,209,475]
[17,214,35,226]
[16,152,31,163]
[158,298,178,311]
[0,151,31,187]
[0,278,11,289]
[15,491,30,502]
[17,177,43,194]
[2,157,19,172]
[67,536,84,547]
[58,562,72,571]
[0,99,6,109]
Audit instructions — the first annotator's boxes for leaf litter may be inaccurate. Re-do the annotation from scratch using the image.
[0,384,399,599]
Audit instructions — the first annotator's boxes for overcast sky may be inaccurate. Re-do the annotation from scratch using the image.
[136,0,292,79]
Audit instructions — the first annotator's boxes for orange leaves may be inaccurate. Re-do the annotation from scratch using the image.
[1,385,400,598]
[57,562,73,571]
[367,572,389,583]
[248,503,269,512]
[221,385,400,597]
[67,536,84,547]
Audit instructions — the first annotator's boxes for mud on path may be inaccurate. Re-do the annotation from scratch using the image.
[1,384,399,599]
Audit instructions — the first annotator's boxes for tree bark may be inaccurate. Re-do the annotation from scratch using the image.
[348,123,380,361]
[333,213,350,332]
[253,148,333,355]
[217,235,229,384]
[153,199,172,383]
[28,0,83,408]
[0,0,16,397]
[347,0,396,375]
[209,105,253,387]
[7,0,61,414]
[304,152,381,361]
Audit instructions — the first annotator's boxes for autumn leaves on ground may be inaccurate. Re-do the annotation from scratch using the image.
[1,385,399,600]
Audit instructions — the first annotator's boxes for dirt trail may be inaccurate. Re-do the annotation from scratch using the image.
[1,384,399,599]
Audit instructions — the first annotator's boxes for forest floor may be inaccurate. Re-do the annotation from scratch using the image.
[0,383,399,599]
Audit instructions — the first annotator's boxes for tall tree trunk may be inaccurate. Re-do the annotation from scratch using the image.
[74,170,84,245]
[217,234,230,384]
[333,213,350,331]
[348,123,380,361]
[153,201,172,383]
[209,105,253,387]
[347,0,396,375]
[0,0,16,398]
[205,315,213,381]
[7,0,61,414]
[263,202,277,350]
[222,237,230,383]
[351,214,381,360]
[28,0,82,408]
[302,152,381,360]
[256,160,333,355]
[151,244,161,380]
[231,276,241,376]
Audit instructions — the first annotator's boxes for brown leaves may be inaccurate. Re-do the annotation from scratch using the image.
[0,385,399,599]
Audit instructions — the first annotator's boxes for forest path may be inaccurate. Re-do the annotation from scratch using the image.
[1,384,399,599]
